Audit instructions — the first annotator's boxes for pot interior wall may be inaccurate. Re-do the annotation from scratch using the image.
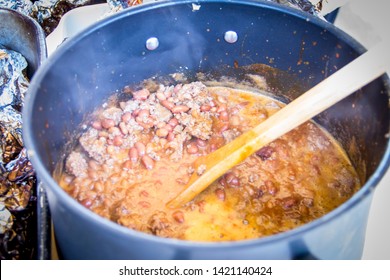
[27,1,389,195]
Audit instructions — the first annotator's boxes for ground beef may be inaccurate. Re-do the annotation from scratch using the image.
[65,151,88,178]
[148,211,174,238]
[151,103,173,122]
[176,112,212,140]
[101,107,123,125]
[79,128,108,163]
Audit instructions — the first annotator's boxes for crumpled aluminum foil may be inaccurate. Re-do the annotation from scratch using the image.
[0,49,29,111]
[0,0,33,14]
[270,0,321,15]
[102,0,143,17]
[0,0,92,35]
[107,0,142,10]
[0,203,12,234]
[0,48,36,259]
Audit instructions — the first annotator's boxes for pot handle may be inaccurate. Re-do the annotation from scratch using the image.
[293,252,319,260]
[37,182,51,260]
[290,239,319,260]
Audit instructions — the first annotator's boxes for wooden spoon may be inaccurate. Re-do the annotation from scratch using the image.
[167,41,389,208]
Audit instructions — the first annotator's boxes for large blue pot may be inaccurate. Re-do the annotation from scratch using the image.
[23,0,390,259]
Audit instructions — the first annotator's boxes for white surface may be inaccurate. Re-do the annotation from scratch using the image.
[333,0,390,260]
[46,0,390,259]
[46,4,110,55]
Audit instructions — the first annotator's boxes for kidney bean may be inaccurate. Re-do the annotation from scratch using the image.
[173,84,182,93]
[135,117,145,127]
[210,143,218,152]
[196,139,207,147]
[167,132,175,141]
[218,176,226,186]
[160,138,168,147]
[219,111,229,121]
[187,143,199,154]
[244,185,255,196]
[281,196,298,209]
[219,123,229,133]
[121,112,132,123]
[122,160,134,170]
[139,190,149,197]
[288,170,296,181]
[225,173,240,187]
[225,173,234,183]
[113,135,123,146]
[141,155,154,170]
[119,122,128,135]
[134,142,146,156]
[230,177,240,187]
[200,105,211,112]
[156,128,169,138]
[129,147,139,163]
[137,109,150,119]
[172,211,185,223]
[132,109,140,117]
[91,120,102,130]
[256,146,274,161]
[88,160,100,171]
[161,100,175,110]
[101,118,115,129]
[215,188,226,201]
[156,122,166,129]
[171,105,190,113]
[132,88,150,100]
[88,170,99,181]
[102,164,112,174]
[253,188,264,199]
[164,124,174,132]
[197,200,206,213]
[167,118,179,127]
[81,198,93,208]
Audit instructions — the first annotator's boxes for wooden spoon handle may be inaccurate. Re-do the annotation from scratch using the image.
[167,41,390,208]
